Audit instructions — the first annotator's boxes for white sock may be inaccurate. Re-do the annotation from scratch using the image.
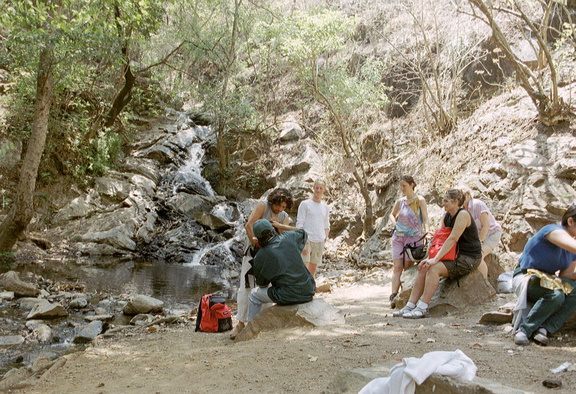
[538,327,548,335]
[416,300,428,310]
[406,301,416,309]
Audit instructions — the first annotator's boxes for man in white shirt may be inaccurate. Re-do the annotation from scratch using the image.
[296,179,330,277]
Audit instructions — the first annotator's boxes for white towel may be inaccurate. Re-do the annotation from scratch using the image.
[358,349,477,394]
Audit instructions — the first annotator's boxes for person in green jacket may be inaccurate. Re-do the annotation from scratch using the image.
[247,219,316,321]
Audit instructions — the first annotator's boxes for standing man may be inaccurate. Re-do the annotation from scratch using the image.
[246,219,316,322]
[296,179,330,277]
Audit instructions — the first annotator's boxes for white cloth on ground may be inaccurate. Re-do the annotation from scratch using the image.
[358,349,477,394]
[512,273,530,333]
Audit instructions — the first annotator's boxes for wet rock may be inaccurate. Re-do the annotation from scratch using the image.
[73,321,103,344]
[85,314,114,322]
[0,271,40,297]
[123,295,164,315]
[235,298,345,342]
[0,291,15,300]
[0,335,25,347]
[130,314,154,326]
[195,212,232,231]
[27,301,68,320]
[32,324,53,343]
[69,294,89,309]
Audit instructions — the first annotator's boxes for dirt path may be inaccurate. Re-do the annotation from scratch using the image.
[20,272,576,393]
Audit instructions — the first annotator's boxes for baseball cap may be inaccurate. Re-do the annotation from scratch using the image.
[253,219,274,238]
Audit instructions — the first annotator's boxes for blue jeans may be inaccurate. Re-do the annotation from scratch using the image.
[519,276,576,337]
[247,287,273,321]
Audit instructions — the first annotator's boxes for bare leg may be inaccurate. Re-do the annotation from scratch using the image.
[391,258,404,295]
[307,262,317,277]
[408,267,428,304]
[477,245,493,280]
[420,263,449,304]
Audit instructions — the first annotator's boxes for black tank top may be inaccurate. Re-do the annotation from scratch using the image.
[443,209,482,259]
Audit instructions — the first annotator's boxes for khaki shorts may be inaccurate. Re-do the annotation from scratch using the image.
[442,255,481,279]
[302,241,325,266]
[483,229,502,251]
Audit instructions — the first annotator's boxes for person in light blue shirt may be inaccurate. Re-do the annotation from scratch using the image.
[513,205,576,346]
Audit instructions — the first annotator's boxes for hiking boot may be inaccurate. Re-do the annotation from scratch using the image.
[392,305,414,317]
[403,307,430,319]
[513,331,530,346]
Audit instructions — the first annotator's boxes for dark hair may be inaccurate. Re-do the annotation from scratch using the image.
[400,175,416,190]
[445,188,465,207]
[267,188,294,210]
[561,204,576,226]
[257,229,275,247]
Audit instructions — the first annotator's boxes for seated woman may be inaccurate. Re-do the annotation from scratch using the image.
[393,188,482,319]
[461,186,503,280]
[512,205,576,346]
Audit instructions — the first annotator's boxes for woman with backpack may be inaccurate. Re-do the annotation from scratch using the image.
[388,175,430,308]
[393,188,482,319]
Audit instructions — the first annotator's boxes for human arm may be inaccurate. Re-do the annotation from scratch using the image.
[559,261,576,281]
[245,202,266,246]
[419,196,431,234]
[389,200,400,228]
[478,212,490,243]
[272,216,297,233]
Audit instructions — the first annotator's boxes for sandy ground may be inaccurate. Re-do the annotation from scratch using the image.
[17,271,576,394]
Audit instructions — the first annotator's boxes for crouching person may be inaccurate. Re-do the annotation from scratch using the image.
[247,219,316,322]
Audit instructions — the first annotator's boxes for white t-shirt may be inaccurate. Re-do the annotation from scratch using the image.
[296,199,330,243]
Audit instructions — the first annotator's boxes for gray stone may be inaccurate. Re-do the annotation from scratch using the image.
[32,324,53,343]
[69,296,89,309]
[195,212,231,231]
[0,335,25,347]
[53,190,102,224]
[85,314,114,322]
[94,175,132,201]
[74,320,103,344]
[0,137,22,172]
[81,224,137,251]
[27,301,68,320]
[0,271,40,297]
[166,194,224,219]
[130,314,154,326]
[0,291,15,300]
[393,268,496,314]
[234,298,345,342]
[123,295,164,315]
[278,121,304,143]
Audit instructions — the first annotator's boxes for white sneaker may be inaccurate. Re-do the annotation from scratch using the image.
[513,331,530,346]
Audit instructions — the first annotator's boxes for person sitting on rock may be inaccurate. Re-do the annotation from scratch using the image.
[245,219,316,323]
[393,188,482,319]
[461,185,503,280]
[512,205,576,346]
[230,188,296,339]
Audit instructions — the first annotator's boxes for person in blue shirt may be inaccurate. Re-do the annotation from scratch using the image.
[513,205,576,346]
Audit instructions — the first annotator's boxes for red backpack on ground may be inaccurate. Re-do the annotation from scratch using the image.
[195,294,233,333]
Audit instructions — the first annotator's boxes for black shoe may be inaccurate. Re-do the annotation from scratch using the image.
[389,293,398,309]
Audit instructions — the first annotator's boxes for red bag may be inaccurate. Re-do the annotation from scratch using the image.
[195,294,233,333]
[428,227,458,261]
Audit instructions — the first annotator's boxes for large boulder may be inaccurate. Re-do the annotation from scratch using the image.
[123,295,164,315]
[27,300,68,320]
[0,271,40,297]
[393,267,496,314]
[234,298,345,342]
[74,320,103,344]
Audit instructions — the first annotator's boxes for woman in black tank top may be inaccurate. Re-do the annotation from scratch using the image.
[393,188,482,319]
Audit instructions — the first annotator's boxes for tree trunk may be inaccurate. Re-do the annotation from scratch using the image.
[104,61,135,128]
[0,48,53,252]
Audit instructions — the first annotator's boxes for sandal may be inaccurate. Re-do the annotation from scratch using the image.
[392,305,414,317]
[403,307,430,319]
